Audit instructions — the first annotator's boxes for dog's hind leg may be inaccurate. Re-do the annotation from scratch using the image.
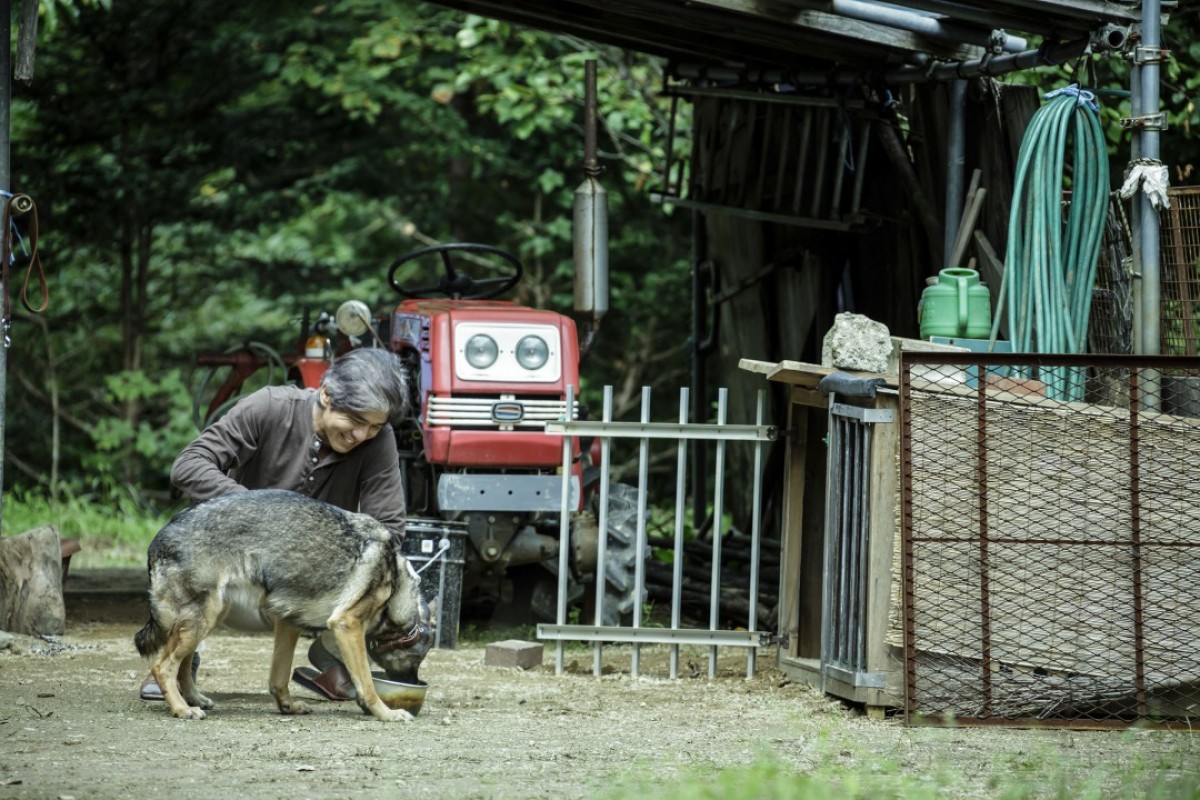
[153,621,208,720]
[177,648,213,711]
[268,622,311,716]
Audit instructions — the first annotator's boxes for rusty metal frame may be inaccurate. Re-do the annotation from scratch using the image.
[899,352,1200,730]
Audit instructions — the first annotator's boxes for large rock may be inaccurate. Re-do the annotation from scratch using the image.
[0,525,66,635]
[821,312,892,374]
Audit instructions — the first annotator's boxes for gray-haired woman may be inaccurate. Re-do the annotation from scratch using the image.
[139,347,415,702]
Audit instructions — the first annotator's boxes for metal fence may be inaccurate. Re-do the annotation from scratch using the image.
[1162,186,1200,356]
[538,385,778,679]
[900,353,1200,728]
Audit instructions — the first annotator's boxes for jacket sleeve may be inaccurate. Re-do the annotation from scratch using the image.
[170,390,268,502]
[355,430,408,538]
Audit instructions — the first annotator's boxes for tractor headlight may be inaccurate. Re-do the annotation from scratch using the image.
[515,335,550,370]
[464,334,498,369]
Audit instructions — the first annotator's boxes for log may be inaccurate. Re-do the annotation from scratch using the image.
[0,526,66,634]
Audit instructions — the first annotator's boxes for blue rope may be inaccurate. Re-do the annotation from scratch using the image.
[1043,84,1100,113]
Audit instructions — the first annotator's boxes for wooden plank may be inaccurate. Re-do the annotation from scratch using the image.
[972,229,1008,340]
[948,186,987,269]
[778,400,808,660]
[865,393,904,703]
[767,359,893,386]
[789,385,826,409]
[737,358,777,375]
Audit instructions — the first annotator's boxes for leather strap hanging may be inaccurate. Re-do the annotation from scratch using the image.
[1,192,48,337]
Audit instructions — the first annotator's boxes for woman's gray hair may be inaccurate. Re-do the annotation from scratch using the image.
[320,348,411,425]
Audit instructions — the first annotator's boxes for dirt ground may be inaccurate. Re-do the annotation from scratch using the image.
[1,589,1198,800]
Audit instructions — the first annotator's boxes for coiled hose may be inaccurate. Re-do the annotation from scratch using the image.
[990,86,1110,400]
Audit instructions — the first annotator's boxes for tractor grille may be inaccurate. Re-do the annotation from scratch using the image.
[426,395,577,428]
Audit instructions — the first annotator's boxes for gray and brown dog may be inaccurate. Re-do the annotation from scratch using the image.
[134,489,427,722]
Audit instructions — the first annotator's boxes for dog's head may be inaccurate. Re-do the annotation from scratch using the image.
[367,555,432,683]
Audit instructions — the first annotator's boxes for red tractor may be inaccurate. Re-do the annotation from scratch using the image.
[195,242,642,633]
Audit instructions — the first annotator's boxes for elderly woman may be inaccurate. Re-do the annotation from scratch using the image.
[139,347,411,701]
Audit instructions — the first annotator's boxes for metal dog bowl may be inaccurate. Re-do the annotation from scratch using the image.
[371,672,427,716]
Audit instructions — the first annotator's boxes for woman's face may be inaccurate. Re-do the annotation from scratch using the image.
[315,389,389,453]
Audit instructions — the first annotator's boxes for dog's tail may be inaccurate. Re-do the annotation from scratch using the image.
[134,617,167,657]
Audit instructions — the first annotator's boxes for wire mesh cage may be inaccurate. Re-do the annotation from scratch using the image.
[898,353,1200,729]
[1088,196,1134,354]
[1161,186,1200,356]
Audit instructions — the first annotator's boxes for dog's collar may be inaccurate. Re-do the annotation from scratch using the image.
[371,621,425,653]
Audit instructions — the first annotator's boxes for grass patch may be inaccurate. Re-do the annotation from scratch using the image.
[600,737,1200,800]
[1,488,175,567]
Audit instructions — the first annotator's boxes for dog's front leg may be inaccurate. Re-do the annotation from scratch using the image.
[269,622,310,716]
[328,616,413,722]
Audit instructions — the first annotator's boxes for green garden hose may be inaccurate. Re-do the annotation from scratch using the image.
[989,86,1110,400]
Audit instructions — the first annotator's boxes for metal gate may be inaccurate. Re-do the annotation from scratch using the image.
[538,385,779,678]
[822,395,894,693]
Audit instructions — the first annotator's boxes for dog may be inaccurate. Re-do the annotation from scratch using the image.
[134,489,427,722]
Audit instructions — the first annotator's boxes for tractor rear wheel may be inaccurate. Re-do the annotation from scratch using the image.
[589,482,649,627]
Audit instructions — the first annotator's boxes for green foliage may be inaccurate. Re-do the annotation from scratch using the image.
[602,744,1200,800]
[7,0,691,508]
[1,487,175,567]
[1001,13,1200,181]
[83,369,197,495]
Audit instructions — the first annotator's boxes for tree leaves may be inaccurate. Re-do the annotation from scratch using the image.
[9,0,692,500]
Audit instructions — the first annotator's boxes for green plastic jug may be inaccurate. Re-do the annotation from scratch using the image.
[918,267,992,339]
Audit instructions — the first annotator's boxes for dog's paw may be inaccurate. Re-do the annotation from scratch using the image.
[184,691,215,710]
[172,706,208,721]
[279,699,312,716]
[374,706,415,723]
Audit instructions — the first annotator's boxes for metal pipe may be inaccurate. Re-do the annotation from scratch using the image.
[1140,1,1162,358]
[555,384,575,676]
[690,211,708,529]
[573,59,608,357]
[632,386,652,678]
[671,32,1105,88]
[0,0,11,533]
[670,388,689,679]
[828,0,1027,53]
[583,60,598,177]
[592,385,613,677]
[746,390,764,679]
[893,36,1095,83]
[1130,62,1144,355]
[868,0,1045,32]
[708,388,728,679]
[944,79,968,267]
[850,121,871,213]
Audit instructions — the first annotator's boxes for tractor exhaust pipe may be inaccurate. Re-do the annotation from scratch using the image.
[574,59,609,361]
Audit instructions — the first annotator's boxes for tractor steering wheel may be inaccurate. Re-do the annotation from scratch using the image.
[387,243,524,300]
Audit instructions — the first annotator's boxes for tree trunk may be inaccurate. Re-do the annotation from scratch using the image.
[0,525,66,635]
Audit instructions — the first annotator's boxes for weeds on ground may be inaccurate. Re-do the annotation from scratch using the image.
[600,733,1200,800]
[1,488,174,567]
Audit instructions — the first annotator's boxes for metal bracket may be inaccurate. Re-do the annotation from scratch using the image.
[824,664,887,689]
[1120,112,1168,132]
[1132,45,1170,65]
[987,29,1008,56]
[830,402,895,424]
[760,631,789,648]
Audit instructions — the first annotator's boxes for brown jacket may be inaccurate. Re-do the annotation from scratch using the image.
[170,385,407,536]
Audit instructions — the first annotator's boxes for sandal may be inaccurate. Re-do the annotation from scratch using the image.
[291,664,357,701]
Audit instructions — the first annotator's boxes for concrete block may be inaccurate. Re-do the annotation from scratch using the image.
[485,639,544,670]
